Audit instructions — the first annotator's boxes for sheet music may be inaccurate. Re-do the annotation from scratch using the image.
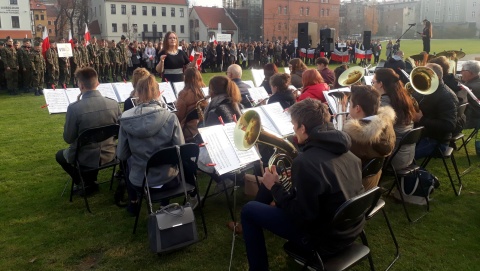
[112,82,134,102]
[198,125,241,175]
[363,75,373,86]
[158,82,177,103]
[324,87,351,115]
[173,82,185,96]
[284,67,291,74]
[96,83,119,102]
[460,83,480,105]
[43,89,69,114]
[262,102,294,136]
[251,69,265,87]
[243,108,279,136]
[223,123,261,166]
[243,80,255,88]
[65,88,81,104]
[248,87,269,103]
[201,87,210,97]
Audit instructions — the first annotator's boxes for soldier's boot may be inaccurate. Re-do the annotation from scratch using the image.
[34,89,40,96]
[38,88,44,95]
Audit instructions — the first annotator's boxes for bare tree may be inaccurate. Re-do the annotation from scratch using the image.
[54,4,68,38]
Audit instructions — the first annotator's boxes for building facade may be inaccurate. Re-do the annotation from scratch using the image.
[189,6,238,42]
[30,1,48,39]
[0,0,33,39]
[89,0,190,42]
[263,0,340,43]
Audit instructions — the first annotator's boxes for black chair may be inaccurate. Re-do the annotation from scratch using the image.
[132,145,207,237]
[284,187,382,271]
[362,158,399,271]
[70,124,121,213]
[449,103,471,173]
[382,127,427,222]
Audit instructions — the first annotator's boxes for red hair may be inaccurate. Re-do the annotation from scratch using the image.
[302,69,324,87]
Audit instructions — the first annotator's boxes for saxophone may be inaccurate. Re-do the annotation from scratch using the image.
[196,95,210,122]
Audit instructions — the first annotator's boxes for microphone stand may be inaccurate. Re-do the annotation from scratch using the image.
[392,24,416,56]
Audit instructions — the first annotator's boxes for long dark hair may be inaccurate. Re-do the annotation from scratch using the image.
[375,68,416,125]
[184,67,206,99]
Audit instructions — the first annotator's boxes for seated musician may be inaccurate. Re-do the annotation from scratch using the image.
[413,63,459,159]
[56,67,121,196]
[259,63,278,95]
[267,73,296,109]
[297,69,330,103]
[241,99,364,271]
[289,58,308,88]
[175,67,208,142]
[117,75,185,215]
[343,85,396,190]
[460,61,480,129]
[202,75,242,127]
[123,68,150,112]
[315,57,335,86]
[383,50,407,83]
[226,64,253,108]
[332,64,348,89]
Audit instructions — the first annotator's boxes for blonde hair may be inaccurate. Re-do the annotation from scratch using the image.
[131,68,150,97]
[136,75,160,103]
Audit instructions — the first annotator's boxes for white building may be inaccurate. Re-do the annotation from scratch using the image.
[0,0,33,39]
[89,0,189,42]
[189,6,238,42]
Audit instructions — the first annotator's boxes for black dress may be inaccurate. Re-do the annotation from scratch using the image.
[422,27,431,53]
[158,50,190,83]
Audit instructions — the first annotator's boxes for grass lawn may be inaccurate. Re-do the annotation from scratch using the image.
[1,39,480,270]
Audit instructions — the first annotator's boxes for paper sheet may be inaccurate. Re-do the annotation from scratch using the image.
[64,88,81,104]
[251,69,265,87]
[363,75,373,86]
[158,82,177,103]
[173,82,185,96]
[201,87,210,97]
[243,108,279,136]
[248,87,269,104]
[43,89,69,114]
[97,83,120,102]
[223,123,261,166]
[243,80,255,88]
[262,102,294,136]
[112,82,134,102]
[198,125,240,175]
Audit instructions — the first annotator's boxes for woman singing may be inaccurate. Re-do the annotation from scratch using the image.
[156,31,199,83]
[422,19,432,54]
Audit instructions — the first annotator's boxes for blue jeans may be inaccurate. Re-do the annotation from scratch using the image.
[414,137,447,160]
[241,201,309,271]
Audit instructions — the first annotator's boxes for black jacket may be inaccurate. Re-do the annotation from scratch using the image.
[443,74,466,134]
[232,78,253,108]
[413,82,459,142]
[268,90,295,110]
[270,126,364,254]
[384,58,407,84]
[203,97,242,127]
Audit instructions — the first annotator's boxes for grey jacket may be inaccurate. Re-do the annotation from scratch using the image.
[63,90,121,168]
[117,102,185,187]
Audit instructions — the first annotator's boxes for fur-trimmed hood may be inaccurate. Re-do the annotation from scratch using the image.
[343,106,396,144]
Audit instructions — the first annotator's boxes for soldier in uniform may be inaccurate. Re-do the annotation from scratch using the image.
[70,39,82,87]
[46,40,59,88]
[117,35,127,80]
[87,36,100,73]
[58,38,71,88]
[2,37,19,95]
[19,39,34,92]
[30,41,46,96]
[0,41,6,90]
[98,39,110,82]
[80,39,89,69]
[109,40,121,82]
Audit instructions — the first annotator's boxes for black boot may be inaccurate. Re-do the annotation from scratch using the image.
[34,89,40,96]
[39,89,44,95]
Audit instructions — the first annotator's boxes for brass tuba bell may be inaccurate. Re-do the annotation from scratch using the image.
[338,66,365,86]
[409,66,439,96]
[233,110,298,189]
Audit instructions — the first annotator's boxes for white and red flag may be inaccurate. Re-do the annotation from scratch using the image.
[42,26,50,59]
[84,23,91,45]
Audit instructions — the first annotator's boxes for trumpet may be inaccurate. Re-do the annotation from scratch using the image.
[234,110,297,190]
[400,67,439,112]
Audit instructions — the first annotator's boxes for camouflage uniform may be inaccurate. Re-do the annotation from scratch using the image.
[109,46,121,82]
[58,55,70,88]
[116,41,127,80]
[98,46,110,82]
[79,44,89,68]
[18,46,33,92]
[70,47,81,86]
[2,45,19,95]
[30,47,46,95]
[46,47,59,87]
[0,45,6,89]
[87,42,99,73]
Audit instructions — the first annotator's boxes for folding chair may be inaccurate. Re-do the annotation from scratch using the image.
[70,124,121,213]
[382,127,427,222]
[284,187,382,271]
[133,145,206,237]
[363,158,399,271]
[449,103,471,173]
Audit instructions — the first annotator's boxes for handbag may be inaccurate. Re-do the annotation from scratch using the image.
[394,167,436,206]
[146,146,199,254]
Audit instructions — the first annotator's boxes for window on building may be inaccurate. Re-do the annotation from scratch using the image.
[162,25,167,33]
[474,2,477,7]
[190,20,194,28]
[49,28,52,33]
[326,9,329,16]
[284,6,287,14]
[111,4,116,15]
[306,7,309,16]
[321,9,324,16]
[122,23,127,32]
[121,5,126,15]
[143,24,148,32]
[35,14,39,20]
[153,24,157,33]
[180,25,185,33]
[195,19,199,27]
[180,8,184,17]
[278,23,281,30]
[132,5,136,15]
[10,0,17,4]
[132,24,137,33]
[278,6,281,14]
[284,22,287,30]
[152,6,156,16]
[41,15,44,20]
[473,11,476,18]
[195,32,199,40]
[162,7,166,16]
[94,6,96,17]
[171,8,175,17]
[11,16,19,28]
[142,6,147,16]
[172,25,176,32]
[300,7,303,15]
[48,20,51,25]
[112,23,117,32]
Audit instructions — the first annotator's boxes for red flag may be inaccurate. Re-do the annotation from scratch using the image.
[84,23,91,45]
[42,26,50,59]
[212,35,217,46]
[189,49,203,70]
[68,30,74,49]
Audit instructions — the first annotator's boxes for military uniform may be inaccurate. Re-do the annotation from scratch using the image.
[80,44,89,69]
[87,42,99,73]
[109,46,121,82]
[46,47,59,88]
[0,45,6,90]
[98,46,110,82]
[70,47,81,86]
[18,46,33,92]
[30,47,46,95]
[116,41,127,80]
[58,55,70,88]
[2,45,19,95]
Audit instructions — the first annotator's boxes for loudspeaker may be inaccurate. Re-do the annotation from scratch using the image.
[298,22,318,49]
[363,31,372,50]
[320,28,335,52]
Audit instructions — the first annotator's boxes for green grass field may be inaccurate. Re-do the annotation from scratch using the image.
[1,39,480,271]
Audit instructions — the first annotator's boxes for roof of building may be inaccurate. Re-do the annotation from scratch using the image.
[105,0,187,5]
[0,30,33,40]
[88,20,102,36]
[45,5,58,17]
[30,1,47,10]
[193,6,237,30]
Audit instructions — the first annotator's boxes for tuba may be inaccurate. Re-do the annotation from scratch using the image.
[401,66,439,111]
[233,110,298,190]
[338,66,365,87]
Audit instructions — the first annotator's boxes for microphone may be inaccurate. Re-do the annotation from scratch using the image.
[408,23,416,26]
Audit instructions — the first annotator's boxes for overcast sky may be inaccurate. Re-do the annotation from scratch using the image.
[192,0,223,7]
